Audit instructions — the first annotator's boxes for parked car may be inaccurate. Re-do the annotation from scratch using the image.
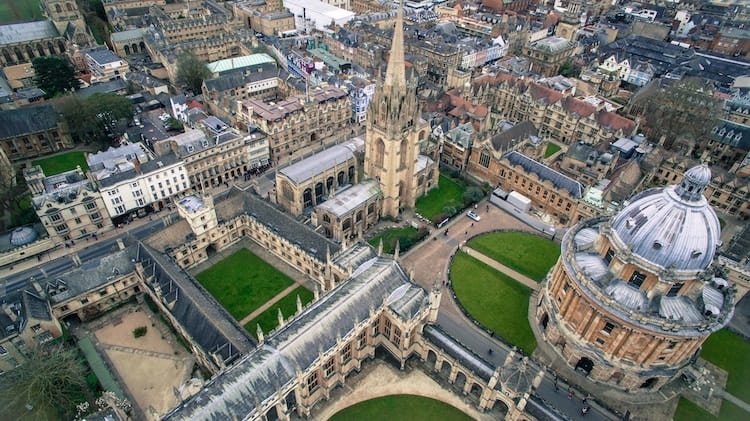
[467,211,480,221]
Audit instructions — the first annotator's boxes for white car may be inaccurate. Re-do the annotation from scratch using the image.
[467,211,480,221]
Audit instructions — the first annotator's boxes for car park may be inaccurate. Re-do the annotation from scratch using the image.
[467,211,480,221]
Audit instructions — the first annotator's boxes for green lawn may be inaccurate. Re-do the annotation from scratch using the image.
[329,395,472,421]
[244,286,313,338]
[674,397,746,421]
[450,252,536,354]
[0,0,43,24]
[196,249,294,320]
[700,329,750,402]
[467,232,560,282]
[415,175,466,221]
[33,151,89,176]
[368,226,418,254]
[544,143,561,158]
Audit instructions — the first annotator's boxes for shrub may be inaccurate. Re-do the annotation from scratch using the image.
[463,186,485,206]
[132,326,147,338]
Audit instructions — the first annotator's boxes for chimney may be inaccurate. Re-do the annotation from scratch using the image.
[132,159,142,175]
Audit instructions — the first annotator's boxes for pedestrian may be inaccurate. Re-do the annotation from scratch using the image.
[486,205,489,212]
[581,406,590,415]
[464,231,468,235]
[582,397,587,405]
[553,380,559,391]
[474,204,478,210]
[568,389,574,400]
[471,222,474,227]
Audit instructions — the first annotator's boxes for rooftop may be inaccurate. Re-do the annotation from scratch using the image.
[503,151,584,198]
[316,180,382,217]
[279,137,365,184]
[0,21,59,45]
[0,104,60,139]
[207,54,276,74]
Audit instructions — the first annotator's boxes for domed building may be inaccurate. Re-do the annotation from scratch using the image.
[535,164,735,391]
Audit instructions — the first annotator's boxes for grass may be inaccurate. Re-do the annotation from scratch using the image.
[450,252,536,354]
[0,0,43,24]
[196,249,294,320]
[244,286,313,338]
[700,329,750,402]
[368,226,418,254]
[329,395,473,421]
[544,143,561,158]
[467,232,559,281]
[674,398,746,421]
[415,175,466,220]
[33,151,89,176]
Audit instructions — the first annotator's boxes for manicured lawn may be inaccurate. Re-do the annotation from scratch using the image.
[450,252,536,354]
[468,232,560,282]
[700,329,750,402]
[33,151,89,176]
[368,226,418,254]
[244,286,313,338]
[415,175,466,220]
[0,0,43,24]
[674,397,746,421]
[196,249,294,320]
[544,143,561,158]
[329,395,472,421]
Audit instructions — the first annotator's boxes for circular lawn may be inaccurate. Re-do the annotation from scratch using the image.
[466,231,560,282]
[328,395,471,421]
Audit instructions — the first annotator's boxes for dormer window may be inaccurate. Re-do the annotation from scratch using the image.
[653,241,663,250]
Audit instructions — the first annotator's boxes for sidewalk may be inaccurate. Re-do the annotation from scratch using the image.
[461,246,539,291]
[239,283,300,326]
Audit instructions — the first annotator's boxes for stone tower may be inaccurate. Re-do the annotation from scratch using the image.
[556,0,582,42]
[364,1,430,218]
[42,0,94,47]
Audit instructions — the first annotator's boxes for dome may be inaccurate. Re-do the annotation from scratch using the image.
[610,164,720,273]
[10,226,38,247]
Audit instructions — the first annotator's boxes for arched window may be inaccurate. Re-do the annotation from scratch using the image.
[2,48,12,64]
[124,45,131,55]
[399,139,409,168]
[348,165,355,182]
[375,138,385,167]
[315,182,324,204]
[14,47,23,62]
[25,45,34,59]
[326,176,334,192]
[337,171,345,186]
[55,4,62,13]
[66,3,73,12]
[419,130,426,141]
[303,188,313,208]
[479,150,491,168]
[37,44,46,57]
[322,214,330,223]
[356,211,363,222]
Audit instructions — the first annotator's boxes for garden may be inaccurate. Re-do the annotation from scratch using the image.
[329,395,472,421]
[467,231,560,282]
[33,151,89,176]
[195,248,294,320]
[415,175,481,224]
[450,252,536,354]
[368,226,428,255]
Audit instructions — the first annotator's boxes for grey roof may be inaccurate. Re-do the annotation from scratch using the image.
[203,63,280,92]
[279,137,365,185]
[490,121,538,151]
[659,296,703,323]
[316,180,381,217]
[164,256,427,420]
[710,120,750,150]
[23,290,51,321]
[611,168,720,274]
[76,79,128,98]
[604,280,648,311]
[503,151,584,198]
[86,48,123,65]
[96,151,181,188]
[0,104,60,139]
[110,28,145,42]
[46,247,138,304]
[423,325,495,383]
[0,21,59,45]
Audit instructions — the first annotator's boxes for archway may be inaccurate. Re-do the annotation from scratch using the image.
[124,45,130,55]
[575,357,594,376]
[426,350,437,367]
[489,399,509,417]
[439,361,451,378]
[608,371,624,385]
[454,371,467,391]
[265,406,278,421]
[540,313,549,330]
[469,383,483,399]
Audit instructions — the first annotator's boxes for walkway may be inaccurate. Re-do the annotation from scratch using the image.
[239,283,300,326]
[461,246,539,291]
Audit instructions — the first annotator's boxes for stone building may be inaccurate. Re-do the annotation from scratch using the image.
[0,104,74,161]
[0,21,67,67]
[536,164,735,391]
[276,138,364,216]
[201,61,283,123]
[312,179,382,241]
[364,5,438,218]
[25,165,113,244]
[469,150,585,225]
[559,141,618,187]
[154,118,270,189]
[41,0,95,47]
[522,36,576,77]
[237,85,352,165]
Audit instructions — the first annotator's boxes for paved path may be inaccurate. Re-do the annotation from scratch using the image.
[717,390,750,413]
[239,283,301,326]
[461,246,540,290]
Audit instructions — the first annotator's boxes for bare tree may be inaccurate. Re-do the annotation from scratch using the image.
[0,344,88,420]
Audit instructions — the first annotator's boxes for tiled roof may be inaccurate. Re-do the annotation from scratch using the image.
[0,104,60,139]
[562,96,596,118]
[503,151,584,198]
[0,21,59,45]
[528,83,563,105]
[596,110,636,133]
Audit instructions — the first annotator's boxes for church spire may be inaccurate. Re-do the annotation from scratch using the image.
[384,2,406,90]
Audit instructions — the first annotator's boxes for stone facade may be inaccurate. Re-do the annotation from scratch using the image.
[0,104,74,161]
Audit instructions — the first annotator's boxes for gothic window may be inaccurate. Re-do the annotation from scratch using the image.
[399,139,409,167]
[315,182,324,203]
[419,130,426,141]
[2,48,11,64]
[357,330,367,349]
[337,171,345,186]
[55,4,62,13]
[392,326,401,346]
[306,372,319,393]
[326,176,334,192]
[342,218,351,231]
[322,214,330,223]
[383,318,392,337]
[66,3,73,12]
[303,188,313,208]
[356,211,362,222]
[324,357,335,377]
[375,138,385,167]
[348,165,355,181]
[341,343,352,363]
[14,47,23,62]
[479,150,491,168]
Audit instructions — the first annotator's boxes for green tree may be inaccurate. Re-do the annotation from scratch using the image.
[55,93,133,146]
[0,344,88,420]
[32,57,79,98]
[558,60,581,78]
[463,186,485,206]
[175,52,211,94]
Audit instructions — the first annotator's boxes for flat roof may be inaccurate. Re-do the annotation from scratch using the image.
[207,54,276,74]
[316,180,381,217]
[0,21,59,45]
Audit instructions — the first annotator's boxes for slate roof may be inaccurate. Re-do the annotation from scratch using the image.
[203,63,279,92]
[23,290,52,321]
[0,21,59,45]
[278,137,365,185]
[164,254,427,420]
[490,121,538,151]
[503,151,584,198]
[315,180,382,217]
[710,120,750,150]
[0,104,60,139]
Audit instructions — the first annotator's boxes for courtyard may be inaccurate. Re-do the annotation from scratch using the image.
[196,248,295,321]
[328,394,472,421]
[90,306,195,420]
[32,151,89,176]
[244,285,314,338]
